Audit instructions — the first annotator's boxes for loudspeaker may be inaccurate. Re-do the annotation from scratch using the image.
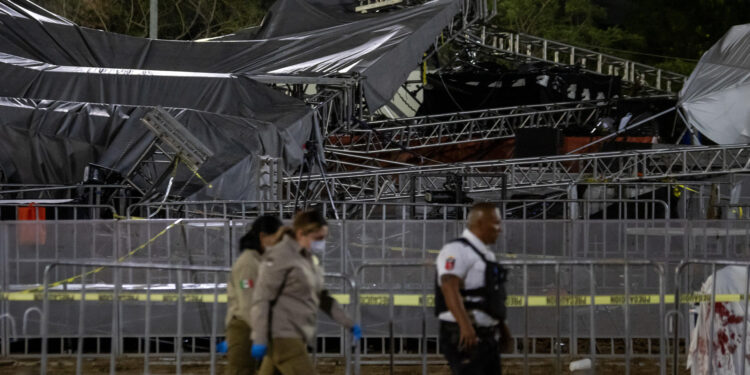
[514,128,561,158]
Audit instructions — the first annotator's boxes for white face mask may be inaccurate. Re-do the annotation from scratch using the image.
[310,239,326,255]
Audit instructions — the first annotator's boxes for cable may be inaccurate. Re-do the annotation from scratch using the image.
[436,70,466,112]
[566,42,700,63]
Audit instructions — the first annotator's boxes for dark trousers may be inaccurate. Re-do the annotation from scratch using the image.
[225,317,256,375]
[439,321,501,375]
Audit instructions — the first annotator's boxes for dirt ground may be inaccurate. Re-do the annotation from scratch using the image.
[0,356,691,374]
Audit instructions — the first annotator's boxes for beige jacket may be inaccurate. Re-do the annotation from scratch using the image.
[225,249,262,331]
[250,234,353,346]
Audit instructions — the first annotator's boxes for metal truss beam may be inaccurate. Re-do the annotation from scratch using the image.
[326,100,610,153]
[458,26,687,95]
[287,145,750,201]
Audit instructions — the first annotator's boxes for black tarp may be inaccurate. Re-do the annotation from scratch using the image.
[0,0,461,110]
[418,63,622,115]
[0,97,310,200]
[0,53,313,127]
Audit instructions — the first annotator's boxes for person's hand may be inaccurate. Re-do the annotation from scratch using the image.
[216,340,228,354]
[251,344,267,360]
[351,324,362,341]
[458,324,477,351]
[499,323,514,354]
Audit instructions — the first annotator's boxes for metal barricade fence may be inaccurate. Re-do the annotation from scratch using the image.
[128,199,672,221]
[0,184,136,215]
[670,260,750,375]
[2,219,750,372]
[0,203,116,221]
[124,179,749,220]
[31,261,358,375]
[40,261,229,375]
[352,259,668,375]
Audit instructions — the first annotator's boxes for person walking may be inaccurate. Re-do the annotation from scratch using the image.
[225,215,283,375]
[435,202,513,375]
[250,209,361,375]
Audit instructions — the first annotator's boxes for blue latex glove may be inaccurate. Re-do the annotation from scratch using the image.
[351,324,362,341]
[216,340,228,354]
[251,344,267,360]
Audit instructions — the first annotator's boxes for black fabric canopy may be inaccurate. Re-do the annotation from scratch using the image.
[0,0,462,199]
[0,0,460,110]
[0,97,310,200]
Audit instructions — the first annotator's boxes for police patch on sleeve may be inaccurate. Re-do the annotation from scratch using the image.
[445,256,456,271]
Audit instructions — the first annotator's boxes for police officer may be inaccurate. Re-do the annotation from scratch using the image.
[436,202,513,375]
[225,215,283,375]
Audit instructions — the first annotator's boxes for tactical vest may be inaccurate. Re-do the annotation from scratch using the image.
[434,238,507,321]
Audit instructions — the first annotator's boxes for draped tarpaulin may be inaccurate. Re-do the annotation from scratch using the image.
[679,24,750,144]
[0,96,310,201]
[0,0,461,110]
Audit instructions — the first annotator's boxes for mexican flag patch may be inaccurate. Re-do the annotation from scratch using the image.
[240,279,254,289]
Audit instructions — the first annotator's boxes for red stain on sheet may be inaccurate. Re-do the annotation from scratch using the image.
[714,303,744,325]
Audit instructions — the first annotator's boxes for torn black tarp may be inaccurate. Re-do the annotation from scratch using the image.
[418,63,622,115]
[0,52,314,128]
[0,0,461,111]
[0,97,311,200]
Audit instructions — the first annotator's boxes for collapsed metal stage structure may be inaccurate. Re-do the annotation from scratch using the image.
[3,0,738,212]
[3,2,750,374]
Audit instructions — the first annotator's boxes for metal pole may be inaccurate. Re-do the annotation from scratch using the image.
[523,264,529,375]
[176,271,183,375]
[659,264,666,375]
[40,264,54,375]
[144,268,152,374]
[110,267,120,375]
[555,264,561,374]
[625,263,631,375]
[388,268,394,375]
[589,264,596,371]
[672,265,682,375]
[210,272,219,375]
[149,0,158,39]
[75,273,87,375]
[707,264,717,375]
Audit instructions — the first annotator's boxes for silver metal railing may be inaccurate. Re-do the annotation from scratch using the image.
[34,261,359,375]
[1,219,749,372]
[352,259,668,375]
[460,27,687,94]
[127,198,671,221]
[0,203,116,220]
[671,260,750,375]
[40,261,229,375]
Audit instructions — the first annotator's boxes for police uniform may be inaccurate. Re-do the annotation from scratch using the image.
[436,228,503,375]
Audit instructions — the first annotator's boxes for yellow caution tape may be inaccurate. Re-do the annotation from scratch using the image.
[180,157,213,189]
[3,292,743,307]
[349,243,560,259]
[19,219,185,293]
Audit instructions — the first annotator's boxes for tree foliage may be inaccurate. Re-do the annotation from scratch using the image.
[495,0,750,75]
[34,0,268,40]
[496,0,644,49]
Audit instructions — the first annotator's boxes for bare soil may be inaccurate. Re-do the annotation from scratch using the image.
[0,357,691,374]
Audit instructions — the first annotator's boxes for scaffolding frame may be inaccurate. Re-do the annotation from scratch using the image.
[286,144,750,201]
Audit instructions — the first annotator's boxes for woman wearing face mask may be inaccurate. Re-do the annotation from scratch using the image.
[249,210,361,375]
[225,215,283,375]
